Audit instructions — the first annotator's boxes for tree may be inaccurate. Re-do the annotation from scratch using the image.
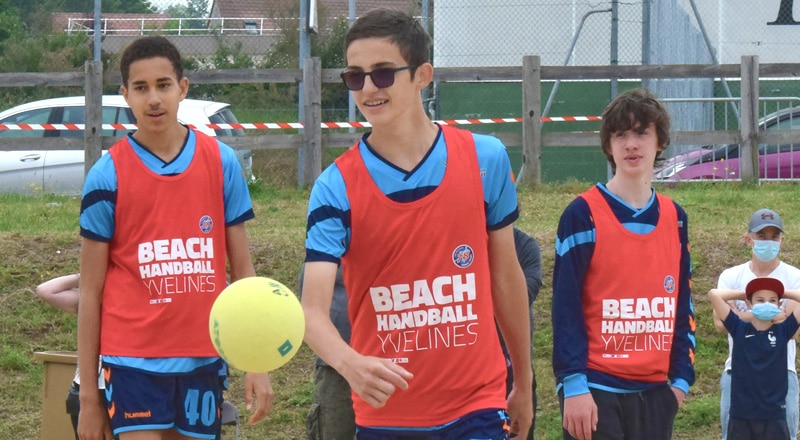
[162,0,208,16]
[162,0,208,32]
[0,0,24,52]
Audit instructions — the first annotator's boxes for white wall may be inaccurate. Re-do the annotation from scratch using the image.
[433,0,800,67]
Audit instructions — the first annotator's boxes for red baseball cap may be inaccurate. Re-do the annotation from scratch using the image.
[745,277,784,301]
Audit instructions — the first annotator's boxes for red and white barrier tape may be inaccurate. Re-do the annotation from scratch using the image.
[0,116,601,131]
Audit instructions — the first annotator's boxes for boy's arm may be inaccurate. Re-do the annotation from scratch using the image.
[712,304,754,332]
[225,223,275,425]
[76,238,113,440]
[226,223,256,282]
[708,289,746,321]
[712,273,755,332]
[489,225,534,438]
[782,292,800,315]
[782,290,800,319]
[552,199,598,440]
[667,220,695,402]
[36,273,80,314]
[301,261,413,409]
[514,229,543,304]
[779,290,800,338]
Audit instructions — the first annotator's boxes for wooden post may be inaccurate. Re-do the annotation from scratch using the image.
[519,55,542,186]
[739,55,759,184]
[302,57,322,187]
[84,60,103,177]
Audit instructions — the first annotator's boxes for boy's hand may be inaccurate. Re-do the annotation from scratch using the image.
[562,393,598,440]
[244,372,274,424]
[671,386,686,405]
[772,309,789,324]
[506,382,534,438]
[77,400,114,440]
[342,355,413,409]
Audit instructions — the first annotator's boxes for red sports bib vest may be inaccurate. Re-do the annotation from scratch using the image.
[582,186,680,382]
[336,126,507,427]
[102,131,227,357]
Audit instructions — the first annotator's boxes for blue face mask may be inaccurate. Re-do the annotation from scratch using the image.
[751,302,782,321]
[752,240,780,262]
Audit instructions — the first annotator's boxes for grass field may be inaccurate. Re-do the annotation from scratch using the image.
[2,179,800,439]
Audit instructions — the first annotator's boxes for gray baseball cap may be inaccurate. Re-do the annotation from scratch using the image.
[748,208,783,233]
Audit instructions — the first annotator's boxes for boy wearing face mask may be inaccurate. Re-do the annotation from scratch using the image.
[713,208,800,439]
[710,278,800,440]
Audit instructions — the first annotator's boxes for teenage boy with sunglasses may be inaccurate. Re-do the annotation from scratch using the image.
[301,8,533,440]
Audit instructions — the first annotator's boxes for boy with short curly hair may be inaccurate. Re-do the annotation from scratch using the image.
[77,36,273,440]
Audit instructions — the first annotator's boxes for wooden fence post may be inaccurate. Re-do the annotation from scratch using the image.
[739,55,759,184]
[84,60,103,177]
[519,55,542,186]
[302,57,322,187]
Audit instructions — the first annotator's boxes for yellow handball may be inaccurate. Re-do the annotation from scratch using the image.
[209,277,305,372]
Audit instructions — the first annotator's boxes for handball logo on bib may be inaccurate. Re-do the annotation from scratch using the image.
[199,215,213,234]
[663,275,676,294]
[452,244,474,268]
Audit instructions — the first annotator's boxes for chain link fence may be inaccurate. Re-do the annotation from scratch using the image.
[431,0,800,182]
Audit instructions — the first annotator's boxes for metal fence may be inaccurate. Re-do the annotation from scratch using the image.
[3,1,800,186]
[654,96,800,182]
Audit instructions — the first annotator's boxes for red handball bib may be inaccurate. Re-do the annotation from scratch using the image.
[336,126,507,427]
[582,187,680,382]
[102,131,227,358]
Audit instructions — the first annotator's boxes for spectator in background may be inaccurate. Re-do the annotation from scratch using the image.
[709,278,800,440]
[713,208,800,439]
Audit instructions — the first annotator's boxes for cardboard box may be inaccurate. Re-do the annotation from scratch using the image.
[34,351,77,440]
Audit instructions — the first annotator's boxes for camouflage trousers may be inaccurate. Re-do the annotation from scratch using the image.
[306,365,356,440]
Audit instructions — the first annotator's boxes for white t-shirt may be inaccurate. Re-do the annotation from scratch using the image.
[72,357,105,389]
[718,260,800,371]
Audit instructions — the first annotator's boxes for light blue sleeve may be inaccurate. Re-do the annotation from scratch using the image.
[474,133,519,229]
[217,140,254,225]
[305,163,350,262]
[79,154,118,242]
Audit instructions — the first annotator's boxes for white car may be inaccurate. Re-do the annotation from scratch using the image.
[0,95,252,195]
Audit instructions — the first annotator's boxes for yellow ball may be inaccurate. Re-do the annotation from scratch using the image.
[209,277,305,372]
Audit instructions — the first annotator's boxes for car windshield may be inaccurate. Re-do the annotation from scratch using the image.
[209,108,245,137]
[695,144,739,164]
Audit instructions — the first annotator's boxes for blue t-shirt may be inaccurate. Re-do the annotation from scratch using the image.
[305,126,519,263]
[726,312,799,420]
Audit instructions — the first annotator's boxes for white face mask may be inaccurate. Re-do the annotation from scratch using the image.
[752,240,781,262]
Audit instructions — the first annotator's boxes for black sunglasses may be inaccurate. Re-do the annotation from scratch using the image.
[340,66,417,91]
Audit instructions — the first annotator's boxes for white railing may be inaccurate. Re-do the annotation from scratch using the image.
[65,17,298,36]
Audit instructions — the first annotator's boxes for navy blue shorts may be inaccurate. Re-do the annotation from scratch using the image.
[103,361,225,439]
[356,408,510,440]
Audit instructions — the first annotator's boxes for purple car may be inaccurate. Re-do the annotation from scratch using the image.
[654,106,800,181]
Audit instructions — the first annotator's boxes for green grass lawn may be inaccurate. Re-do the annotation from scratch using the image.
[2,180,800,439]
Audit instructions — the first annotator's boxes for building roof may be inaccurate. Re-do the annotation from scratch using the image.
[209,0,423,20]
[52,12,172,35]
